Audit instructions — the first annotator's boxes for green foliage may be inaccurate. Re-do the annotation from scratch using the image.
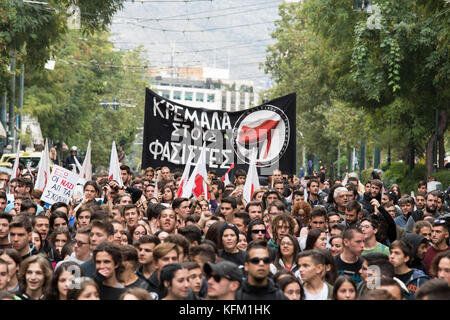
[361,169,373,184]
[23,31,148,168]
[0,0,126,92]
[383,161,408,185]
[263,0,449,176]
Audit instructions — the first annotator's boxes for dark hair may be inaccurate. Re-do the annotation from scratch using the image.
[245,240,270,262]
[0,212,13,223]
[430,251,450,278]
[211,179,224,193]
[165,234,190,259]
[277,276,304,300]
[234,212,250,227]
[20,199,37,213]
[310,206,327,221]
[319,249,338,285]
[221,197,237,209]
[360,217,379,230]
[50,202,69,214]
[204,221,227,249]
[159,263,187,297]
[0,248,22,266]
[389,240,413,261]
[91,219,114,236]
[177,225,202,244]
[305,228,326,251]
[9,215,32,233]
[273,234,300,271]
[346,200,362,213]
[134,234,160,248]
[49,211,70,233]
[93,242,124,277]
[332,275,356,300]
[415,279,450,300]
[83,181,101,196]
[296,249,327,267]
[67,277,99,300]
[246,219,266,242]
[172,197,189,210]
[189,244,216,264]
[342,227,363,241]
[46,261,84,300]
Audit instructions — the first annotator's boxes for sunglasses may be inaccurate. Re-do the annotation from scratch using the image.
[206,273,230,283]
[251,229,266,234]
[248,257,271,265]
[434,219,446,224]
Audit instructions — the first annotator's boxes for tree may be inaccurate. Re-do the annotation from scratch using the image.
[0,0,126,92]
[264,0,449,177]
[23,31,149,168]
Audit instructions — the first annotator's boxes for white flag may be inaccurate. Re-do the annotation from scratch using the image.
[108,141,123,186]
[74,156,83,174]
[35,139,51,191]
[183,144,209,200]
[10,140,21,182]
[80,140,92,181]
[177,150,194,198]
[243,149,260,203]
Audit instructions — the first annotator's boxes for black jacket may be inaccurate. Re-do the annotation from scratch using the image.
[359,192,382,215]
[146,270,166,300]
[235,278,288,300]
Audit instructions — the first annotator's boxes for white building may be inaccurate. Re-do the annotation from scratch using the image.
[149,66,260,112]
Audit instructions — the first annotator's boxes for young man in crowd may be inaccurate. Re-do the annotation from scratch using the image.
[335,227,364,284]
[235,240,287,300]
[424,220,450,273]
[360,218,390,256]
[245,201,264,221]
[9,215,39,260]
[394,196,415,228]
[204,261,242,300]
[135,235,161,287]
[0,213,12,249]
[389,240,429,299]
[147,242,179,299]
[298,250,333,300]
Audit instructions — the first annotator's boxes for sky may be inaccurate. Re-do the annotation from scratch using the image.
[109,0,286,91]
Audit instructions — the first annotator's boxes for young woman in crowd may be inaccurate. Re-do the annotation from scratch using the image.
[305,228,328,251]
[329,235,344,257]
[218,223,246,267]
[0,248,21,294]
[276,275,304,300]
[332,275,357,300]
[67,277,100,300]
[270,234,300,274]
[160,263,190,300]
[46,261,83,300]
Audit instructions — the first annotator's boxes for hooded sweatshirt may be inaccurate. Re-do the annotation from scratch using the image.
[402,233,428,274]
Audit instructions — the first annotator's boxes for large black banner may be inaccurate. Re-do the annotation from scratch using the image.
[142,88,296,177]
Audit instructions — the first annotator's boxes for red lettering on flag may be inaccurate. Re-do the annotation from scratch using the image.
[238,120,279,159]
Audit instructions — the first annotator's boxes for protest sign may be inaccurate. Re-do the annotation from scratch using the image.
[40,165,79,205]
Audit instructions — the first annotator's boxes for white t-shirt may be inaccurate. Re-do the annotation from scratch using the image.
[303,282,328,300]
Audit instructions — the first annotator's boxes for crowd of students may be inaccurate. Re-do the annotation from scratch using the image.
[0,165,449,300]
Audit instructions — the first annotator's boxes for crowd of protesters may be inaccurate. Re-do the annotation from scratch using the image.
[0,161,449,301]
